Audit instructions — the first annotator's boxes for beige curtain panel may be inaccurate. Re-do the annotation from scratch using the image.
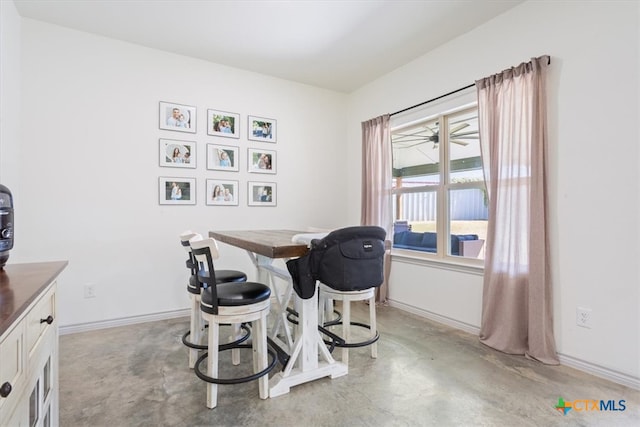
[361,115,392,304]
[476,55,559,365]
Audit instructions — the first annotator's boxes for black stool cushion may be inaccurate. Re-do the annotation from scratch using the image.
[187,270,247,294]
[216,270,248,283]
[200,282,271,315]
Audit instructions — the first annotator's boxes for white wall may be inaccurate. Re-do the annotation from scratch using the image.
[0,0,22,188]
[347,1,639,382]
[14,19,349,327]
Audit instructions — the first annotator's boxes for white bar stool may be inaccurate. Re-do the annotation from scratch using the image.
[179,231,248,369]
[190,237,276,409]
[318,284,378,366]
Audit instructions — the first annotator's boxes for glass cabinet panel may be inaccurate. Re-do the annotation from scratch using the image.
[43,405,51,427]
[29,379,39,427]
[43,357,51,400]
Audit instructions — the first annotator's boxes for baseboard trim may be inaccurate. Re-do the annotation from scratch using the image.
[557,353,640,390]
[59,309,190,336]
[387,299,481,336]
[387,299,639,391]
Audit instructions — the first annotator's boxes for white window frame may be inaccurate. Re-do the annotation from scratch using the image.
[391,103,485,270]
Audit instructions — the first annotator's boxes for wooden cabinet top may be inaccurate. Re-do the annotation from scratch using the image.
[0,261,68,337]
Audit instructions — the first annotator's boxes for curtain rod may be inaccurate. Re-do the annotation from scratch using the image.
[390,55,551,117]
[390,83,475,117]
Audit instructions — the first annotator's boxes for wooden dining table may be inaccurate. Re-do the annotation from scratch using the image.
[209,229,348,398]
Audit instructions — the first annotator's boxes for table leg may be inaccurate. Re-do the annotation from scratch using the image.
[253,254,295,351]
[238,248,347,398]
[269,282,348,398]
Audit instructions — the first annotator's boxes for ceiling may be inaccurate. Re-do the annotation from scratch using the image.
[13,0,523,93]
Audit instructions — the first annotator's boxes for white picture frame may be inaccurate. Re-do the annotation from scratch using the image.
[207,109,240,139]
[159,177,196,205]
[159,101,197,133]
[206,179,239,206]
[207,144,239,172]
[159,139,196,168]
[247,148,276,174]
[248,181,276,206]
[248,115,277,143]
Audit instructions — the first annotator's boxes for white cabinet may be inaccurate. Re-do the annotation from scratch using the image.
[0,263,63,427]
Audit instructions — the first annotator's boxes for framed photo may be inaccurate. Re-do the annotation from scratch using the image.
[248,181,276,206]
[207,109,240,139]
[206,179,239,206]
[248,148,276,174]
[207,144,239,172]
[159,101,196,133]
[159,139,196,169]
[159,177,196,205]
[248,115,277,143]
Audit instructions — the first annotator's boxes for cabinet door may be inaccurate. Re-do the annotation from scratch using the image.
[27,285,56,359]
[0,322,25,416]
[2,391,29,426]
[28,331,57,427]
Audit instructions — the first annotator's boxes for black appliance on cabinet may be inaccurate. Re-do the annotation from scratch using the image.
[0,184,14,269]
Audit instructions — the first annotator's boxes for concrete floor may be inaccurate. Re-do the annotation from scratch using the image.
[59,303,639,427]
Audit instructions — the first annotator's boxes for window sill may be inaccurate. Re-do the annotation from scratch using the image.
[390,248,484,276]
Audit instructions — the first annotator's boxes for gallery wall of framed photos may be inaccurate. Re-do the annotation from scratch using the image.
[158,101,278,207]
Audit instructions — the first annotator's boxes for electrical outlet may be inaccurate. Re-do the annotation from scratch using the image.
[576,307,592,329]
[84,284,96,299]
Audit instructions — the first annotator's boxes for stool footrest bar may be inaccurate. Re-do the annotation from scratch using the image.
[194,344,277,385]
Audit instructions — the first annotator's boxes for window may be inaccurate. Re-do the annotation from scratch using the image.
[391,104,487,262]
